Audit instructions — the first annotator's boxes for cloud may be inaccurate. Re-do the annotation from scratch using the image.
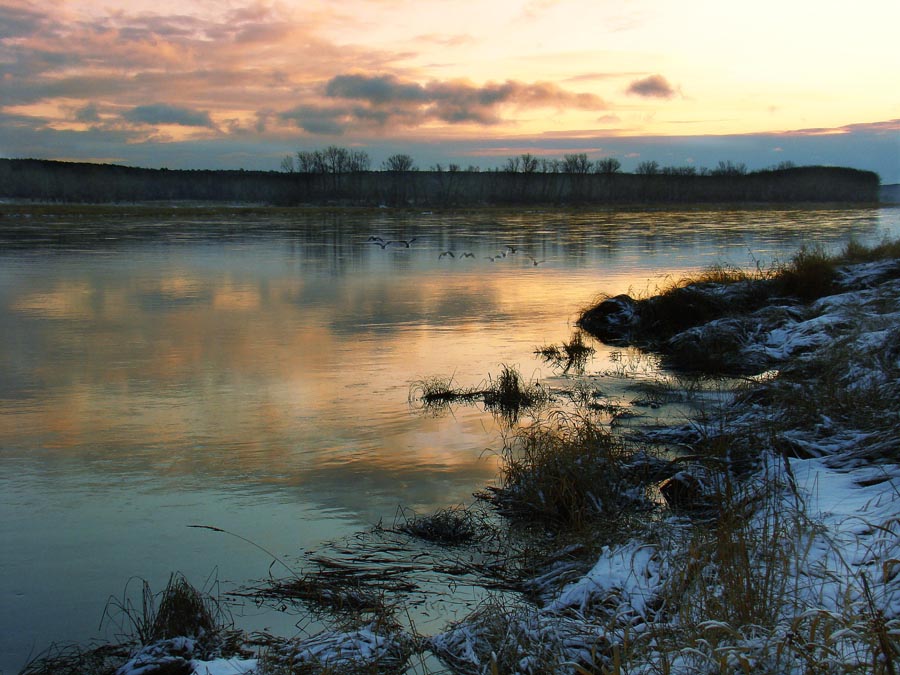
[327,74,427,105]
[0,5,47,40]
[299,73,607,132]
[781,119,900,136]
[74,103,100,123]
[280,105,349,136]
[123,104,215,128]
[627,75,677,99]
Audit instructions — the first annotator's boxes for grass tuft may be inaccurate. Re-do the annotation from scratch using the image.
[535,331,596,374]
[18,643,130,675]
[394,504,492,545]
[101,572,226,646]
[411,364,548,422]
[482,412,645,532]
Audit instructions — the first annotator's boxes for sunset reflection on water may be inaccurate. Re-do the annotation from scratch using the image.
[0,205,896,671]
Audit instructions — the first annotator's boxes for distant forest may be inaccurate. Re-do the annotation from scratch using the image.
[0,157,881,206]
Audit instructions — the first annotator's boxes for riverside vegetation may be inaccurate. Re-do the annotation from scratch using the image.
[18,240,900,674]
[0,157,880,206]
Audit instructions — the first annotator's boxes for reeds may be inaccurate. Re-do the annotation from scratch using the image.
[18,643,130,675]
[482,412,643,532]
[21,573,239,675]
[100,572,227,646]
[410,364,548,422]
[535,331,596,374]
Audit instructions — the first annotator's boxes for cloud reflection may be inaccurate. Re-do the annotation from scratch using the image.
[1,207,895,521]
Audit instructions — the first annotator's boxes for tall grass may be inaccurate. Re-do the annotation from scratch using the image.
[484,412,643,532]
[101,572,230,646]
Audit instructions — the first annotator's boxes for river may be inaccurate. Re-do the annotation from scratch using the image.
[1,204,897,673]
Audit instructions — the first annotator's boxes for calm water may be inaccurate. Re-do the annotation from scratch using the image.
[1,205,898,672]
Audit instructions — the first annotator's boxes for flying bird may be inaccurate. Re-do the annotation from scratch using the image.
[505,245,518,254]
[460,252,475,258]
[529,256,546,266]
[439,251,455,259]
[392,237,417,248]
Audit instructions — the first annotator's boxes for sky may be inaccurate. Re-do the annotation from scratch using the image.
[1,0,898,181]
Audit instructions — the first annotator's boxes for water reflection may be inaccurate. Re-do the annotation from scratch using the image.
[0,205,897,672]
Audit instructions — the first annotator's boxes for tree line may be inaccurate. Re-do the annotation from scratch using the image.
[0,155,880,206]
[279,147,796,178]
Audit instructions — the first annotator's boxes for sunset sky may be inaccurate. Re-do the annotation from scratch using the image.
[1,0,898,180]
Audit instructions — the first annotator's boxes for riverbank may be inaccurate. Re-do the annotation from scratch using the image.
[1,158,881,206]
[17,241,900,674]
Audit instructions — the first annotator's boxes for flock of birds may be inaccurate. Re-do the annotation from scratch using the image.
[366,236,546,265]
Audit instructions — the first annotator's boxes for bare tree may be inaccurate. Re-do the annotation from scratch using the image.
[660,165,697,176]
[322,145,350,175]
[562,153,592,174]
[635,160,660,175]
[280,155,295,173]
[540,158,560,173]
[520,153,539,174]
[711,160,747,176]
[382,154,416,171]
[296,150,325,174]
[347,150,371,172]
[594,157,621,175]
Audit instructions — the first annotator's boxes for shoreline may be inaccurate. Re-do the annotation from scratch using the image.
[17,241,900,674]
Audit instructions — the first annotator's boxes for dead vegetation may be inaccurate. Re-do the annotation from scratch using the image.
[393,504,494,546]
[534,330,596,374]
[410,364,548,422]
[20,572,247,675]
[479,412,654,532]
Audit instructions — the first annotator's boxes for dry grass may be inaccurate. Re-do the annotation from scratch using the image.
[410,364,548,423]
[101,572,226,645]
[394,504,493,545]
[254,618,415,675]
[21,573,239,675]
[17,643,130,675]
[427,597,609,675]
[482,412,645,532]
[535,331,596,374]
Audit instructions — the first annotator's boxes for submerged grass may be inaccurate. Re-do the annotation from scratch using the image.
[394,504,493,545]
[410,364,548,422]
[535,331,596,374]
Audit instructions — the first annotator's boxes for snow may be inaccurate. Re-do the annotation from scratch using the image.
[547,542,663,618]
[115,638,257,675]
[191,657,258,675]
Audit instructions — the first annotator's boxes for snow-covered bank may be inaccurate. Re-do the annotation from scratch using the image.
[420,249,900,673]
